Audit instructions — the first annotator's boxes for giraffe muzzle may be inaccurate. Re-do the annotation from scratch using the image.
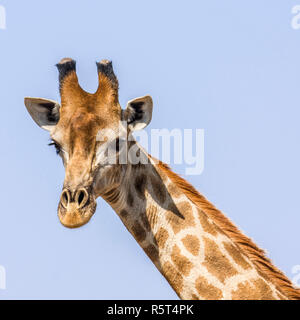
[58,187,97,228]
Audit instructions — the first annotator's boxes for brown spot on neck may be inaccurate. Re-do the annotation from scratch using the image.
[134,174,147,200]
[120,209,128,218]
[198,209,218,236]
[171,245,193,276]
[140,211,151,232]
[182,235,200,256]
[231,278,276,300]
[162,262,184,296]
[195,276,223,300]
[223,242,251,270]
[155,227,169,249]
[132,221,147,242]
[203,237,238,283]
[127,190,134,207]
[144,244,159,263]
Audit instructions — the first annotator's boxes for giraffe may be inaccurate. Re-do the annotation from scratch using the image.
[24,58,300,300]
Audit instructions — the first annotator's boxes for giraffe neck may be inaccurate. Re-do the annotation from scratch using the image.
[100,154,287,300]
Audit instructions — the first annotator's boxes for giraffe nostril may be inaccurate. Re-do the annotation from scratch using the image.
[61,190,70,208]
[60,188,89,209]
[78,191,85,205]
[75,188,89,208]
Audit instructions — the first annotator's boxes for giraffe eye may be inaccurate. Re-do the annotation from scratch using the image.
[48,140,61,155]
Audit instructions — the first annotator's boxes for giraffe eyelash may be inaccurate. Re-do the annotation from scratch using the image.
[48,140,62,155]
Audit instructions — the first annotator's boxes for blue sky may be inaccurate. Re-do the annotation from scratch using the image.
[0,0,300,299]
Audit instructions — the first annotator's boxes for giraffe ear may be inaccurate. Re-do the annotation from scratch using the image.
[24,97,61,131]
[123,95,153,131]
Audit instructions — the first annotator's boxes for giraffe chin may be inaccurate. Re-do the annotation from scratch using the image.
[58,201,97,229]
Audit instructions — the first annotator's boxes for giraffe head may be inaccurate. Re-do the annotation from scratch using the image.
[24,58,153,228]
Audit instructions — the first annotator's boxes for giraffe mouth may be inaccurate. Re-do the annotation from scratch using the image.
[57,193,97,229]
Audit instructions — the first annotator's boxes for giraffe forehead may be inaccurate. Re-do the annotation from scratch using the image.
[56,108,119,141]
[59,91,122,126]
[69,112,105,131]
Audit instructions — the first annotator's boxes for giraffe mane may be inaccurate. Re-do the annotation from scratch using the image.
[157,161,300,300]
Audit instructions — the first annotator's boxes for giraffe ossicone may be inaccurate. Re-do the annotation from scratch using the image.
[24,58,300,300]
